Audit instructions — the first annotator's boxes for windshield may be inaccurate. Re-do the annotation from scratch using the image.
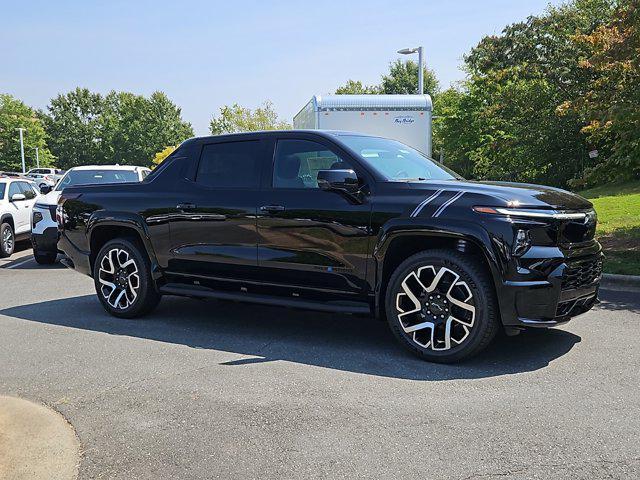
[339,135,459,181]
[55,169,139,191]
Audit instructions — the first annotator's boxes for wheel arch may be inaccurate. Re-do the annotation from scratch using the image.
[1,213,15,230]
[373,225,503,321]
[87,214,160,280]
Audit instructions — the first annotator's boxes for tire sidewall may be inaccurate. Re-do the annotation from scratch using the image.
[0,223,14,257]
[93,238,154,318]
[385,251,493,362]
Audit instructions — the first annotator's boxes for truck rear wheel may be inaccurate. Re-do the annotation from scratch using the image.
[385,249,499,363]
[93,238,161,318]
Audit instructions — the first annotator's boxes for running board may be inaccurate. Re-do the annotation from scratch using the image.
[159,283,371,315]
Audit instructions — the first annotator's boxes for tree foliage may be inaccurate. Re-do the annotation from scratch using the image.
[0,94,53,172]
[209,101,291,135]
[44,89,193,169]
[566,0,640,185]
[336,60,439,95]
[152,145,177,166]
[437,0,616,187]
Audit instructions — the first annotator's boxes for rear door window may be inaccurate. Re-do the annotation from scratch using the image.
[196,141,261,188]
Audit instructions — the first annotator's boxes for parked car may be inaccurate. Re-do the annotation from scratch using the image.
[57,131,602,363]
[26,168,65,188]
[31,165,150,264]
[0,175,40,257]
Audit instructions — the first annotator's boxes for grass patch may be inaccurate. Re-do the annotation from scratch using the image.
[578,180,640,275]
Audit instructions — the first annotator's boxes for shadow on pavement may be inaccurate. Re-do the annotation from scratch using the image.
[596,288,640,315]
[0,293,583,381]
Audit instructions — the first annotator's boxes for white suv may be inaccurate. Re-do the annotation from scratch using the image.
[26,168,65,188]
[0,176,40,257]
[32,165,150,264]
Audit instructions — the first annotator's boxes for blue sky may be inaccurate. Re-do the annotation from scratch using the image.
[2,0,562,135]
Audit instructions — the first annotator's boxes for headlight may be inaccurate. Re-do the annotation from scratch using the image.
[34,203,50,210]
[473,206,589,221]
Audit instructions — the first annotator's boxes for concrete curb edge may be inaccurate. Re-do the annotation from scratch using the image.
[601,273,640,291]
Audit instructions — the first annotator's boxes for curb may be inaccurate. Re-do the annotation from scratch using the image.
[601,273,640,291]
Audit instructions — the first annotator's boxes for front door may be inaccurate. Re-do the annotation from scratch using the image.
[256,138,372,295]
[8,181,34,234]
[166,139,265,283]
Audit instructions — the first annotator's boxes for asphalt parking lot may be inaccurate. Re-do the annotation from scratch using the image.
[1,244,639,480]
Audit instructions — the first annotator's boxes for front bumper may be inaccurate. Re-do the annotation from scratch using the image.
[31,227,59,253]
[497,242,603,329]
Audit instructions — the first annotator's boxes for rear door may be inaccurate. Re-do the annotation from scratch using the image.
[166,138,266,283]
[256,135,373,295]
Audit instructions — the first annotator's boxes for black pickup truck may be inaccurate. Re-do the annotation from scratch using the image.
[57,131,603,362]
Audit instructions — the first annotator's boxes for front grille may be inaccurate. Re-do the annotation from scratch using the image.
[561,257,603,290]
[48,205,57,220]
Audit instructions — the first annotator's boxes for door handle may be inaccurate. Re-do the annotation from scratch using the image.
[177,202,197,210]
[260,205,285,213]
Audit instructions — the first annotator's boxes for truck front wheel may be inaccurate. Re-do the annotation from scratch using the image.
[385,249,499,363]
[93,238,161,318]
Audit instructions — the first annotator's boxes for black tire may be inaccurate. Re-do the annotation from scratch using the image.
[93,238,161,318]
[33,244,57,264]
[385,249,499,363]
[0,222,15,258]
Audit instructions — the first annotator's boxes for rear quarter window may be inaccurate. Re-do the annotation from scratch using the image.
[0,183,5,200]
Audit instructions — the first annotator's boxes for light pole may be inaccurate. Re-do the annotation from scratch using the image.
[17,128,26,174]
[35,147,40,169]
[397,46,424,94]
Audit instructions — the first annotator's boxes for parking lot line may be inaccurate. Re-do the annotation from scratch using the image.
[5,257,35,269]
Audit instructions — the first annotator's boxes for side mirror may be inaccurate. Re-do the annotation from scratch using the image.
[40,185,52,195]
[317,169,359,194]
[10,193,26,202]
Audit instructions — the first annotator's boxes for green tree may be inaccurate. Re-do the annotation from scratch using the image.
[335,60,439,96]
[43,87,104,170]
[335,80,381,94]
[436,0,615,187]
[380,60,439,95]
[209,101,290,135]
[566,0,640,185]
[101,90,193,166]
[0,94,53,172]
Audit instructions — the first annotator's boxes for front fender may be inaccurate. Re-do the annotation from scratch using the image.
[372,218,507,319]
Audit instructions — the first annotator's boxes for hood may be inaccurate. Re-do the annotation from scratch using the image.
[407,179,592,210]
[39,190,62,205]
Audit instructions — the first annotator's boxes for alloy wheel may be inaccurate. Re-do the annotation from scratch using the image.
[2,227,13,254]
[98,248,140,310]
[395,265,476,351]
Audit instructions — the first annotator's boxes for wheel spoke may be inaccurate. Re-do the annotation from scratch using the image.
[395,264,476,352]
[97,248,140,311]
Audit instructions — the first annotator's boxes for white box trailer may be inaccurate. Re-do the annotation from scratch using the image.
[293,94,433,156]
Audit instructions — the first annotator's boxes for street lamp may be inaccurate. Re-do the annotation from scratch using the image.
[35,147,40,169]
[397,46,424,94]
[17,128,26,174]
